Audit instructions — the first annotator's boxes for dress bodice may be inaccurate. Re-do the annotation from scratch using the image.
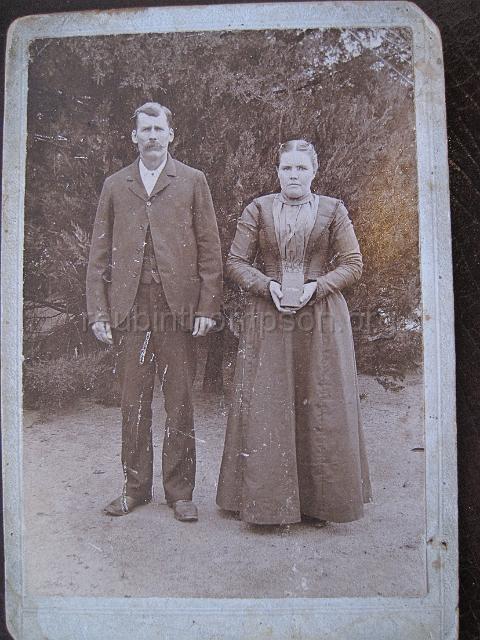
[226,192,363,301]
[272,192,319,271]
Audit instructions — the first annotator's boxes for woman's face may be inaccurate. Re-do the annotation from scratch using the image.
[277,150,316,199]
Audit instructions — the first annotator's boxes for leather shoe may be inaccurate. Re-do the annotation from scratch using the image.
[168,500,198,522]
[103,495,150,516]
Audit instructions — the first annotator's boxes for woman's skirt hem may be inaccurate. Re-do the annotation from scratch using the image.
[217,500,368,525]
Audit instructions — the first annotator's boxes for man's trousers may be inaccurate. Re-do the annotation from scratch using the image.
[114,281,197,504]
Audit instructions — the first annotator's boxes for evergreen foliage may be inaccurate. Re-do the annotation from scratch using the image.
[24,27,421,401]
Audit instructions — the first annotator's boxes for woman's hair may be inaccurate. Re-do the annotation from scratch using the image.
[278,139,318,172]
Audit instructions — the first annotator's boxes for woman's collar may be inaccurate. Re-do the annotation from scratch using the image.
[278,191,313,206]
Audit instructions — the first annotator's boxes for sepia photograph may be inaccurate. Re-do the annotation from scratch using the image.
[22,24,425,598]
[1,2,457,638]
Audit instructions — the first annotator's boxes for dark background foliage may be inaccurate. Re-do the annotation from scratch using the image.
[23,25,420,405]
[1,0,479,638]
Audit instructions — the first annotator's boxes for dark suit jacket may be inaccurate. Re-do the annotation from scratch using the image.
[86,154,223,329]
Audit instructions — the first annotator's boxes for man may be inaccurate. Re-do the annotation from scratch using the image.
[86,102,223,521]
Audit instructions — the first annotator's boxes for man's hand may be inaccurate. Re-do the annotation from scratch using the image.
[269,280,296,314]
[298,281,317,308]
[192,316,216,337]
[91,321,113,345]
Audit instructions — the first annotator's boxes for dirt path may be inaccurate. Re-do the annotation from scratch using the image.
[23,374,425,598]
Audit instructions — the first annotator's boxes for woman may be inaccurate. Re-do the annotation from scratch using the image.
[216,139,372,525]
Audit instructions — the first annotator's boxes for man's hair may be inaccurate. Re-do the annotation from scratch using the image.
[278,139,318,173]
[131,102,173,129]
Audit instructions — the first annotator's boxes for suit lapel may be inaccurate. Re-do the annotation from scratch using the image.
[126,159,148,201]
[125,155,176,201]
[150,154,176,198]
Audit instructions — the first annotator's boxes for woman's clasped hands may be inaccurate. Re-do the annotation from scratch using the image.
[269,280,317,314]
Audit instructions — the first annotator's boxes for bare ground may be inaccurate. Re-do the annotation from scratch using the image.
[23,373,426,598]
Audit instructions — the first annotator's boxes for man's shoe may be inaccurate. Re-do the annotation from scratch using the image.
[168,500,198,522]
[103,495,149,516]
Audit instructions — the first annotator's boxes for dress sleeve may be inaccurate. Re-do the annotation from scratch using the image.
[316,201,363,299]
[226,200,273,298]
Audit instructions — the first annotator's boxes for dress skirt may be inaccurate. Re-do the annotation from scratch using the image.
[216,290,372,525]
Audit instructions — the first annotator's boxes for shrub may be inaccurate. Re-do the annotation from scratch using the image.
[354,329,422,382]
[23,350,121,411]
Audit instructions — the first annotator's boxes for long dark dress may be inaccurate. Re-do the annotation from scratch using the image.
[216,192,372,525]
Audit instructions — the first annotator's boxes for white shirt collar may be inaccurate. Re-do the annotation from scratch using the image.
[139,156,168,196]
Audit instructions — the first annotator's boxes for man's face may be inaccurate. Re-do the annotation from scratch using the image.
[131,111,174,167]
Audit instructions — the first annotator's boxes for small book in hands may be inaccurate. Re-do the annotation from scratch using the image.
[280,270,304,309]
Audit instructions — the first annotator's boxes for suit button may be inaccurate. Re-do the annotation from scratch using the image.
[139,225,144,230]
[146,201,152,207]
[132,273,138,278]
